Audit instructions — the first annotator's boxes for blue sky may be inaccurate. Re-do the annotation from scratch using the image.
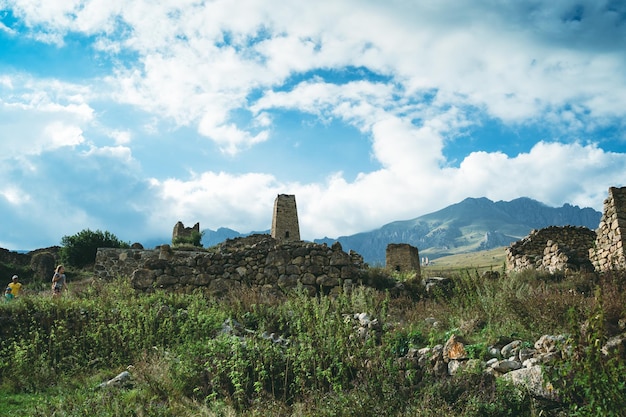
[1,0,626,250]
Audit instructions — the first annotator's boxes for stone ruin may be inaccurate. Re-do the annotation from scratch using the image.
[506,186,626,274]
[93,194,375,296]
[386,243,421,275]
[94,236,367,296]
[271,194,300,242]
[505,226,596,274]
[589,186,626,272]
[172,221,200,243]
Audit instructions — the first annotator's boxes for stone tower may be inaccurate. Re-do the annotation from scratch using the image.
[590,186,626,272]
[172,221,200,242]
[271,194,301,242]
[386,243,421,275]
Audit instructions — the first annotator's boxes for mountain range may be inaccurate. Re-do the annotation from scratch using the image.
[169,197,602,266]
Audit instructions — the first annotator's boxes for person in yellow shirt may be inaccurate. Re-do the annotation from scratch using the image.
[8,275,22,298]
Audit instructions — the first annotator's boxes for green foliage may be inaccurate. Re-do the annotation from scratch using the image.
[359,266,398,290]
[1,268,626,416]
[548,286,626,416]
[172,230,204,247]
[386,328,425,356]
[60,229,129,268]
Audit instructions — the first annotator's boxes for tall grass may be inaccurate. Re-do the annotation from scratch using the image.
[0,268,625,415]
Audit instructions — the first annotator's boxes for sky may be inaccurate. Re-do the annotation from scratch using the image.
[1,0,626,251]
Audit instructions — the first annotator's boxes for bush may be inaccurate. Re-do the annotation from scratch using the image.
[60,229,129,268]
[172,231,203,248]
[548,286,626,416]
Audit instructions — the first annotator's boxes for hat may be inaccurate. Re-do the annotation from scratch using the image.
[11,275,18,280]
[5,287,11,292]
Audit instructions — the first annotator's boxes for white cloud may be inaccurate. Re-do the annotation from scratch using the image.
[0,75,94,158]
[0,185,30,205]
[109,129,131,145]
[82,144,133,163]
[147,171,282,233]
[13,0,625,151]
[0,20,16,35]
[2,0,626,249]
[45,121,84,147]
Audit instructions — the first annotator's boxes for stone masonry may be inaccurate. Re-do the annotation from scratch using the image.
[506,186,626,274]
[271,194,300,242]
[94,235,365,296]
[505,226,596,273]
[172,221,200,243]
[590,186,626,272]
[386,243,421,275]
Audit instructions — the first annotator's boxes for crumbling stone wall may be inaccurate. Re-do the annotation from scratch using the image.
[505,226,596,273]
[94,235,365,296]
[271,194,300,242]
[386,243,421,275]
[590,186,626,272]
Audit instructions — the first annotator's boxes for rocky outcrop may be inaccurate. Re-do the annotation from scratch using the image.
[0,247,60,283]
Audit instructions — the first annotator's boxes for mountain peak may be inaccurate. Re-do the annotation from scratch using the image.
[315,196,601,265]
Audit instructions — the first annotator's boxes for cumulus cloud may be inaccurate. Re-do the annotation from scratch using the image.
[147,171,283,233]
[2,0,626,249]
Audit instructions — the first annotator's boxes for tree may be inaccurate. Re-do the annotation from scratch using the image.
[60,229,129,268]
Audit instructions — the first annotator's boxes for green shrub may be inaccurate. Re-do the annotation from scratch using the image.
[172,231,204,247]
[60,229,129,268]
[549,286,626,416]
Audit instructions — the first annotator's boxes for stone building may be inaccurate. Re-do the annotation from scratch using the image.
[172,221,200,243]
[590,186,626,272]
[506,186,626,274]
[505,226,596,274]
[271,194,300,242]
[386,243,421,275]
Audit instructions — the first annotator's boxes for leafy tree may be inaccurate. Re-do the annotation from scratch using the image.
[60,229,130,268]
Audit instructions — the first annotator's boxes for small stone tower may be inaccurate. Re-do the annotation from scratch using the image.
[590,186,626,271]
[386,243,421,275]
[172,221,200,243]
[271,194,301,242]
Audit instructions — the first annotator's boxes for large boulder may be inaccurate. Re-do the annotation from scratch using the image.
[30,251,56,282]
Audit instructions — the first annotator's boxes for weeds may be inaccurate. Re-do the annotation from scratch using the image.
[0,268,625,415]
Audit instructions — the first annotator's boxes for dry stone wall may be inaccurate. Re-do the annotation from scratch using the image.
[505,226,596,273]
[590,186,626,272]
[94,235,366,296]
[506,186,626,274]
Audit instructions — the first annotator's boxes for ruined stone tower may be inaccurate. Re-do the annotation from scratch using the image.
[386,243,421,275]
[172,221,200,243]
[590,186,626,272]
[271,194,300,242]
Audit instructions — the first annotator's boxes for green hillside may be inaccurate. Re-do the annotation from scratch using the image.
[422,246,507,275]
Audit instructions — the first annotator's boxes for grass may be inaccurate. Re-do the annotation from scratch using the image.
[1,259,625,416]
[423,247,507,276]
